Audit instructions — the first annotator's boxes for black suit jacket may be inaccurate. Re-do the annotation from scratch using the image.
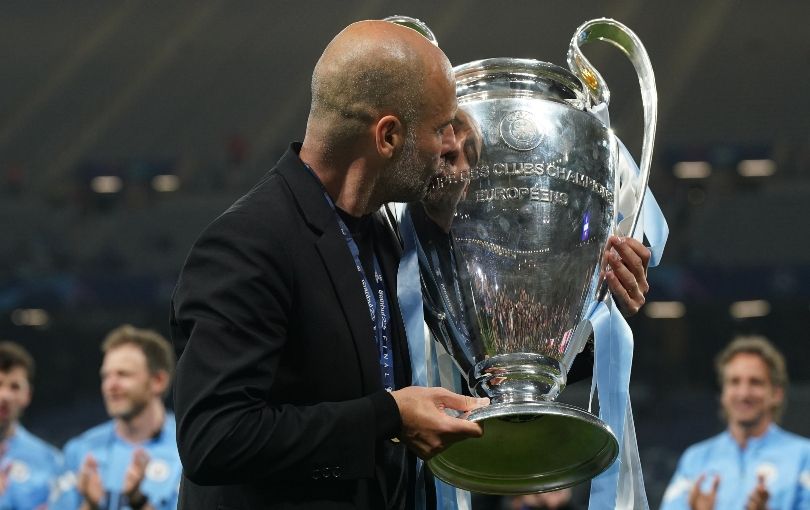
[171,144,412,509]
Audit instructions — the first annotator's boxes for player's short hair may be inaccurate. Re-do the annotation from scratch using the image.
[102,325,175,379]
[0,341,35,385]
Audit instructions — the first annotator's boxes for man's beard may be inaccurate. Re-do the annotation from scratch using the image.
[107,397,149,422]
[387,130,434,203]
[424,171,465,211]
[0,419,12,440]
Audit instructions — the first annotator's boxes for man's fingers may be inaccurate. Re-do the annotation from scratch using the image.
[606,237,651,284]
[132,448,150,469]
[688,473,706,504]
[440,413,484,438]
[603,237,651,317]
[78,454,98,494]
[710,474,720,494]
[392,386,489,459]
[436,388,489,412]
[605,270,643,315]
[750,474,769,507]
[606,242,647,287]
[609,236,651,269]
[81,453,98,472]
[605,268,636,299]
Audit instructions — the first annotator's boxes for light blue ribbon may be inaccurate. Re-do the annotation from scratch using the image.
[587,298,634,510]
[397,207,467,510]
[399,209,428,390]
[587,184,667,510]
[642,187,668,267]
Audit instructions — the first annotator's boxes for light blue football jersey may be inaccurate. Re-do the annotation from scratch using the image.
[661,425,810,510]
[0,425,61,510]
[51,414,181,510]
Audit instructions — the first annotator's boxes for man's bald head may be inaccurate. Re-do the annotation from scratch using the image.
[306,20,453,157]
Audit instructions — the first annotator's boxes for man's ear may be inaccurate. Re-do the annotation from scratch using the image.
[375,115,404,159]
[20,384,32,410]
[773,385,785,407]
[151,370,170,396]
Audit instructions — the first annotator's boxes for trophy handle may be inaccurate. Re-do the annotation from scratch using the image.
[567,18,657,237]
[383,15,439,45]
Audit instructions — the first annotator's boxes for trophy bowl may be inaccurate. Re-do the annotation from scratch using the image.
[402,17,657,495]
[428,402,617,494]
[413,56,620,494]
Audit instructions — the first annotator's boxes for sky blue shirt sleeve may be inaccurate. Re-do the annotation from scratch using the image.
[50,437,83,510]
[659,446,697,510]
[791,442,810,510]
[0,426,62,510]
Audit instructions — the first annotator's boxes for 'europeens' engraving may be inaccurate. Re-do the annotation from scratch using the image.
[475,186,569,205]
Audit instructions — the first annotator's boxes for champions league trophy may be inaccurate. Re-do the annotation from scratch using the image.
[401,18,658,494]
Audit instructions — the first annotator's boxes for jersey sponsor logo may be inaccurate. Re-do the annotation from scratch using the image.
[145,459,171,482]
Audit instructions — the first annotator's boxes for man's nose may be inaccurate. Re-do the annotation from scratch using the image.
[736,381,755,395]
[441,124,457,156]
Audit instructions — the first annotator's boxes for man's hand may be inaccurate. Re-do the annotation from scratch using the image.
[746,474,769,510]
[77,454,104,509]
[688,473,720,510]
[602,236,651,316]
[0,464,11,496]
[0,442,9,496]
[123,448,150,502]
[390,386,488,459]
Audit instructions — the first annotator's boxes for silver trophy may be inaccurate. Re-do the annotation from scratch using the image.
[406,19,657,494]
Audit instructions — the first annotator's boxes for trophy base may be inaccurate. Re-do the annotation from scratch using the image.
[427,401,618,495]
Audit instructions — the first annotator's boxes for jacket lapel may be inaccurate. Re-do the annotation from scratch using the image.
[275,145,381,392]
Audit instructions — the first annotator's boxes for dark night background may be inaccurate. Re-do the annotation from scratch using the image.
[1,1,808,506]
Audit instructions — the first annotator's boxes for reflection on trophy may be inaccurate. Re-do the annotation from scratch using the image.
[409,19,658,494]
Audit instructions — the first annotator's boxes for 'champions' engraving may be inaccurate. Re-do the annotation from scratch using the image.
[475,187,569,205]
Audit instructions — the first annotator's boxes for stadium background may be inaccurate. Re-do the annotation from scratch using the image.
[2,1,808,506]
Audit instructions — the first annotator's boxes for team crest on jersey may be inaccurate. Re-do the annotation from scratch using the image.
[56,471,77,493]
[8,461,30,483]
[146,459,171,482]
[800,470,810,489]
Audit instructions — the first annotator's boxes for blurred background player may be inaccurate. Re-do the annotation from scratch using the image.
[660,337,810,510]
[52,325,181,510]
[0,341,60,510]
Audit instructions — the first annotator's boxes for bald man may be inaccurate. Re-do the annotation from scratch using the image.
[171,21,487,510]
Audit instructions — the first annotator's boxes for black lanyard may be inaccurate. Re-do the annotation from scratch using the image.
[305,165,395,390]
